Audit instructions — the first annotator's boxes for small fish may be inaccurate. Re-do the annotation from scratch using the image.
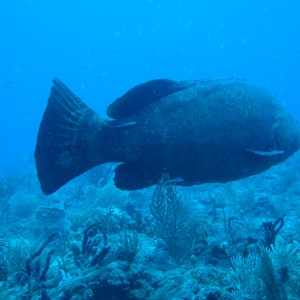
[35,78,300,194]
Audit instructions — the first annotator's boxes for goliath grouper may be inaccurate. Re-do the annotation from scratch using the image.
[35,78,300,194]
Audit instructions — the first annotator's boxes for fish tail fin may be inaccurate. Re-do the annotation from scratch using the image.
[35,78,107,195]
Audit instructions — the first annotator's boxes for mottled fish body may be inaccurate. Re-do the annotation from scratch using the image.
[35,78,300,194]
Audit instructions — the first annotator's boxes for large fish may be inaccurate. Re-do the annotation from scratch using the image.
[35,78,300,194]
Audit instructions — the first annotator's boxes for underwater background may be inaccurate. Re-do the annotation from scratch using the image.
[1,1,300,299]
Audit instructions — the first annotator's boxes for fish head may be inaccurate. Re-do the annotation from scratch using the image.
[245,103,300,173]
[271,106,300,161]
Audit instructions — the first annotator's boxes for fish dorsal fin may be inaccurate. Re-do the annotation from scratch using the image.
[107,79,195,119]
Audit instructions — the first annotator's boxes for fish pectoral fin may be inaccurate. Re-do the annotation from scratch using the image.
[107,79,196,119]
[114,163,162,190]
[246,149,284,156]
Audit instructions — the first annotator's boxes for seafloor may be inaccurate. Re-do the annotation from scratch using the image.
[1,152,300,300]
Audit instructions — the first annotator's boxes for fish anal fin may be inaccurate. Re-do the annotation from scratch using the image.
[114,163,162,190]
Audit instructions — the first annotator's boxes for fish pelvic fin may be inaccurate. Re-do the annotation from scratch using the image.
[35,78,107,195]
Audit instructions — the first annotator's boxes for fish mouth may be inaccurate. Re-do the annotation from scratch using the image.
[274,120,300,157]
[271,111,300,157]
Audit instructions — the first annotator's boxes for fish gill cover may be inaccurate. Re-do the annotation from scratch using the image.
[0,1,300,299]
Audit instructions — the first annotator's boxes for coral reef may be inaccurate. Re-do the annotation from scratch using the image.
[1,153,300,299]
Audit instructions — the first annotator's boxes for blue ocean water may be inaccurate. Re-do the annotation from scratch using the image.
[1,1,300,299]
[0,0,299,172]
